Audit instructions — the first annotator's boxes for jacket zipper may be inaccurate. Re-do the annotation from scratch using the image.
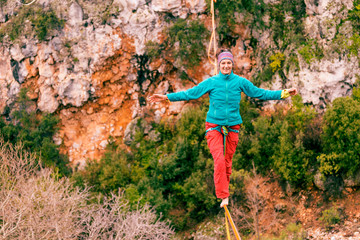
[226,77,228,125]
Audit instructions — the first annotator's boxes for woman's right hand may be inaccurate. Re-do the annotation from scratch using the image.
[148,94,168,103]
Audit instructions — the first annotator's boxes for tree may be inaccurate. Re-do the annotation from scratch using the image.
[0,139,174,239]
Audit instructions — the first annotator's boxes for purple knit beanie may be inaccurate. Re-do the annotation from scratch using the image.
[218,51,234,65]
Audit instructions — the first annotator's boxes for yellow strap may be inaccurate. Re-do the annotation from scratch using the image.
[224,205,242,240]
[225,211,232,240]
[207,0,218,75]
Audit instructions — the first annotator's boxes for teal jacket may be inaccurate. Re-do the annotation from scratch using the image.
[167,71,282,126]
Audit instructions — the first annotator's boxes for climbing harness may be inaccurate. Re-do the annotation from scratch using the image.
[205,126,239,155]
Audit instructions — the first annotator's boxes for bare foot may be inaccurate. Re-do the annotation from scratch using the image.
[220,197,228,208]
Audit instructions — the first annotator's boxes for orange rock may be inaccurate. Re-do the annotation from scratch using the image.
[24,58,39,77]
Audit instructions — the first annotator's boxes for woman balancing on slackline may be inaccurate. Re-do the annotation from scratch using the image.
[148,49,298,208]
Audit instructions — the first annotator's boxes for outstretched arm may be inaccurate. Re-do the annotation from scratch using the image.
[148,78,211,103]
[148,94,168,103]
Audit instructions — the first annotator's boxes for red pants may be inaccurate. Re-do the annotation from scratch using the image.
[205,122,241,199]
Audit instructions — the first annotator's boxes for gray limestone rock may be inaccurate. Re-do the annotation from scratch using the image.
[68,2,84,26]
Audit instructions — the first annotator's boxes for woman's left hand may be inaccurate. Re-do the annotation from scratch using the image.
[287,88,298,96]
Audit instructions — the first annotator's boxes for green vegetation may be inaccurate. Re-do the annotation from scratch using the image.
[208,0,268,46]
[145,19,209,70]
[348,0,360,32]
[298,40,324,64]
[269,52,285,72]
[0,0,7,7]
[145,40,163,60]
[0,6,64,42]
[269,0,307,49]
[167,19,209,69]
[346,33,360,57]
[267,223,307,240]
[0,88,70,176]
[74,101,217,230]
[2,88,360,236]
[320,206,342,229]
[32,8,65,41]
[252,65,275,85]
[73,88,360,232]
[318,93,360,177]
[330,1,360,59]
[233,95,320,188]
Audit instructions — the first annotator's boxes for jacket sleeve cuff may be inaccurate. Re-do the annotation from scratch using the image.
[281,90,290,99]
[166,93,175,102]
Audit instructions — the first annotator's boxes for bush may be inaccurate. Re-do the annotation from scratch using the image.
[0,140,174,239]
[167,19,209,69]
[272,123,314,187]
[0,88,70,176]
[32,8,65,41]
[270,52,285,72]
[267,223,307,240]
[233,95,319,188]
[145,40,163,60]
[269,0,306,49]
[319,96,360,177]
[298,39,324,64]
[252,65,276,85]
[72,146,132,194]
[348,0,360,32]
[346,33,360,57]
[0,6,34,41]
[208,0,267,46]
[0,6,64,42]
[320,206,342,229]
[74,102,218,230]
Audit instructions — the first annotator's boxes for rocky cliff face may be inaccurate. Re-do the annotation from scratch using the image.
[0,0,358,165]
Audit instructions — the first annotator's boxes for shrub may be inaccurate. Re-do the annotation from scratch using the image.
[319,96,360,177]
[269,52,285,72]
[348,0,360,32]
[0,88,70,176]
[252,65,275,85]
[145,40,163,60]
[0,6,34,41]
[353,80,360,102]
[234,95,319,188]
[32,8,65,41]
[269,0,306,49]
[272,123,314,187]
[298,39,324,64]
[346,33,360,57]
[268,223,307,240]
[0,6,64,42]
[167,19,209,69]
[320,206,342,229]
[0,140,174,239]
[74,102,218,230]
[72,146,132,194]
[208,0,268,46]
